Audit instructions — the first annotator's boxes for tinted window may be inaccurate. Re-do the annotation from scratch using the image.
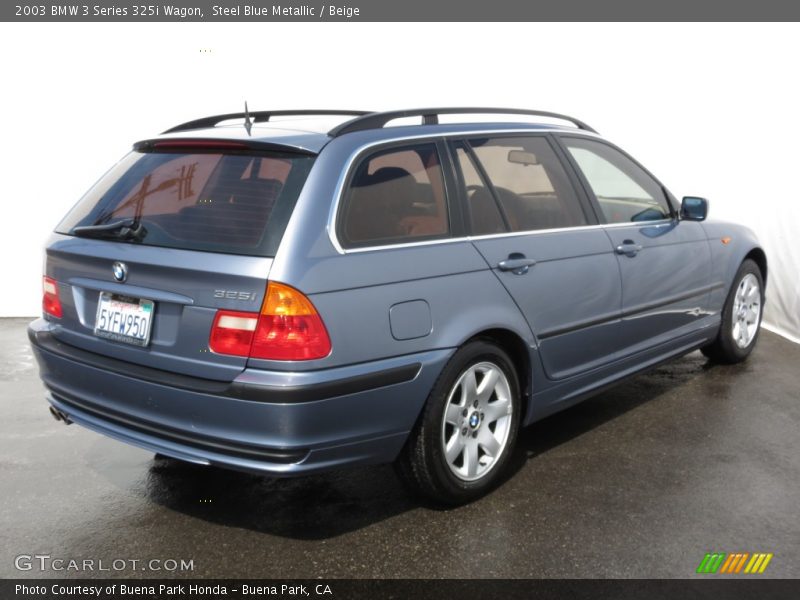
[563,137,671,223]
[468,136,587,232]
[340,144,449,247]
[454,145,506,235]
[57,150,314,256]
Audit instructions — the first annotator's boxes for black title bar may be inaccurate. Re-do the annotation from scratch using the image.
[4,0,800,22]
[5,579,800,600]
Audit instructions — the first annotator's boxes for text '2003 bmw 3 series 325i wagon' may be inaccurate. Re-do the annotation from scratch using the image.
[29,108,767,504]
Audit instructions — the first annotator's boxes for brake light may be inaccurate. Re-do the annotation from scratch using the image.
[42,276,63,318]
[153,140,249,150]
[209,282,331,361]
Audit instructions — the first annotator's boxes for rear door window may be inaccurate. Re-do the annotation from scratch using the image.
[57,149,315,256]
[338,143,450,247]
[453,144,506,235]
[465,136,588,232]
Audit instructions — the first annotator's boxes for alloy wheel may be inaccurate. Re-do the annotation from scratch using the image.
[440,361,513,482]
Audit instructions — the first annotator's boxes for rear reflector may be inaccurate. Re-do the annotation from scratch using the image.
[43,276,63,318]
[209,282,331,361]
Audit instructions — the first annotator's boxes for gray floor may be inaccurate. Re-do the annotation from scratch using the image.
[2,317,798,579]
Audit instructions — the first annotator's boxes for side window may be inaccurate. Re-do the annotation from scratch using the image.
[563,137,672,223]
[454,145,506,235]
[340,143,449,247]
[467,136,588,232]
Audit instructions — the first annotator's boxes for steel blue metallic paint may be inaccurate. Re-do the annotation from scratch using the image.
[29,115,766,479]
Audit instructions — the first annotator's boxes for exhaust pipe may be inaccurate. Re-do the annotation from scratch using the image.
[48,406,73,425]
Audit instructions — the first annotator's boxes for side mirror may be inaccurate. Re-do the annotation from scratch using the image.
[680,196,708,221]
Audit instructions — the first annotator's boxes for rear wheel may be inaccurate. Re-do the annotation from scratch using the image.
[396,340,521,505]
[701,259,764,363]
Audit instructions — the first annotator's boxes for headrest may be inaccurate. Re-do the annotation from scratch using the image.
[369,167,414,185]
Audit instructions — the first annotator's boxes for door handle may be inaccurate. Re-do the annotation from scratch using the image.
[498,254,537,275]
[615,240,643,257]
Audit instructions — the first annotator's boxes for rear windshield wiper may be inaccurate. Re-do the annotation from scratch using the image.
[72,218,147,241]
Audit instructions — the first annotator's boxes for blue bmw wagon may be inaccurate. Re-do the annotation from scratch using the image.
[29,108,766,504]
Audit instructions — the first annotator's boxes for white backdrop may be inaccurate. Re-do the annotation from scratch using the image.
[1,22,798,342]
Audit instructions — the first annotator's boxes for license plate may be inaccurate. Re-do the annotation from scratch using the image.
[94,292,154,347]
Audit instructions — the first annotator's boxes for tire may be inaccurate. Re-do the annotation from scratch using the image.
[395,339,521,505]
[701,259,764,364]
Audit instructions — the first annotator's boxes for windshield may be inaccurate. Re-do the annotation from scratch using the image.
[57,149,315,257]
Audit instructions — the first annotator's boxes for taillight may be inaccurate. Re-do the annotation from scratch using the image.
[251,282,331,360]
[209,282,331,361]
[209,310,258,356]
[43,276,63,318]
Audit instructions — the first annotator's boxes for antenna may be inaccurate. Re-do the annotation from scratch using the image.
[243,101,252,136]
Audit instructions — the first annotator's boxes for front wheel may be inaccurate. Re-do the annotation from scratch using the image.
[396,340,521,505]
[701,259,764,364]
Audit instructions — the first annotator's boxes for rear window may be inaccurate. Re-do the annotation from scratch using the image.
[57,149,315,256]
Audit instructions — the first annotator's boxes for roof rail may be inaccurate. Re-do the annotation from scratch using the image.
[163,110,371,134]
[328,107,597,137]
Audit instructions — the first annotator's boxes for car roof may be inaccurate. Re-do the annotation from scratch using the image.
[149,110,601,154]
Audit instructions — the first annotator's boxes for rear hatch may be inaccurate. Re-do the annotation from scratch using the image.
[45,140,315,382]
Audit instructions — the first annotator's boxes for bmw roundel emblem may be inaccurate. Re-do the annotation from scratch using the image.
[112,261,128,282]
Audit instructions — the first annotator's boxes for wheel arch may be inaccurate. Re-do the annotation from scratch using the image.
[463,328,534,424]
[744,247,768,287]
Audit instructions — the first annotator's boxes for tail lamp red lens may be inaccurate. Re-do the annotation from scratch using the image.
[209,311,259,357]
[43,276,63,318]
[209,282,331,361]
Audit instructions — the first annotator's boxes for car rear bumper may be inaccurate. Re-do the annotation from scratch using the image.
[28,318,451,476]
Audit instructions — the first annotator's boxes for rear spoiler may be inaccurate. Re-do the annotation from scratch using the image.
[133,138,316,155]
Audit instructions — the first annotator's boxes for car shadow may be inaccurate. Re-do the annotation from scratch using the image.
[501,349,747,490]
[141,456,416,540]
[136,350,736,540]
